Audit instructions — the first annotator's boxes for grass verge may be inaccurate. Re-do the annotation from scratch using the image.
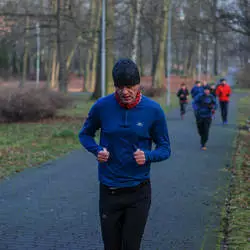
[219,94,250,249]
[0,93,177,179]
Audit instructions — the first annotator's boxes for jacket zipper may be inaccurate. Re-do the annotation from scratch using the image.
[124,110,128,127]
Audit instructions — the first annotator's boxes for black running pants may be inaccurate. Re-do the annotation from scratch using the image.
[99,180,151,250]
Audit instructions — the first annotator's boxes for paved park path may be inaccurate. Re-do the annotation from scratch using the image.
[0,92,240,250]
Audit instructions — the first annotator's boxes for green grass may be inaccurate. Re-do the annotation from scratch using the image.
[232,87,250,94]
[154,93,178,113]
[0,93,177,179]
[220,94,250,250]
[57,94,94,118]
[0,121,82,178]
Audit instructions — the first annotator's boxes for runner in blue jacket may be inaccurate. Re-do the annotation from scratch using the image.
[191,81,204,117]
[79,58,171,250]
[193,85,217,150]
[191,80,203,98]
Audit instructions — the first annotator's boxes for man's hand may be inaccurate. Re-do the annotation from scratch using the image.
[134,149,146,165]
[97,148,110,163]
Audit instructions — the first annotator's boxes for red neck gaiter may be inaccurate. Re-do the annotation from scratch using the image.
[115,91,142,109]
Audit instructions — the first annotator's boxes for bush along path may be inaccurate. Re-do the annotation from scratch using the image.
[219,94,250,250]
[0,88,92,179]
[0,93,242,250]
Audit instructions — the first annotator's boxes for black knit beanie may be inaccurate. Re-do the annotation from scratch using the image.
[112,58,140,87]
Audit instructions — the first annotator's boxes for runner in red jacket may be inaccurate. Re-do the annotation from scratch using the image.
[215,78,232,124]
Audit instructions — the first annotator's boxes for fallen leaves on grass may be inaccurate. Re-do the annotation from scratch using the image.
[0,120,82,179]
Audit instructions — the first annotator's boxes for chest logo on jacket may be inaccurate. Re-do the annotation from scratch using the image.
[136,122,144,127]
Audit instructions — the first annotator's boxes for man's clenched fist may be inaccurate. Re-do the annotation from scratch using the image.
[98,148,110,163]
[134,149,146,165]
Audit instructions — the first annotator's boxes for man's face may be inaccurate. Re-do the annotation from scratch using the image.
[115,84,140,104]
[211,85,215,89]
[197,83,201,87]
[181,85,186,90]
[204,89,210,95]
[221,80,226,85]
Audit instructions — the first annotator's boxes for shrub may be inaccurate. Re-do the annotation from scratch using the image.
[0,86,73,123]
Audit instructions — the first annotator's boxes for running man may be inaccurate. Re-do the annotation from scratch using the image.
[193,85,217,150]
[210,83,216,97]
[215,78,232,125]
[176,83,189,120]
[191,80,203,99]
[191,80,204,117]
[78,58,171,250]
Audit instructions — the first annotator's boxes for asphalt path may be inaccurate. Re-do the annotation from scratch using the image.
[0,93,240,250]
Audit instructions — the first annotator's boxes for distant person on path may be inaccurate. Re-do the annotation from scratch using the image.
[176,83,189,120]
[202,80,208,88]
[193,85,217,150]
[79,58,171,250]
[210,83,216,97]
[215,78,232,125]
[191,81,204,117]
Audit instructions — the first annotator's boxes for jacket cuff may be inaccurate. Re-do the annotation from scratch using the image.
[95,146,103,157]
[144,150,152,163]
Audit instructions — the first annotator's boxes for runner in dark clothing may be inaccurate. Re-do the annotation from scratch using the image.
[176,83,189,120]
[210,83,216,97]
[193,85,217,150]
[79,58,171,250]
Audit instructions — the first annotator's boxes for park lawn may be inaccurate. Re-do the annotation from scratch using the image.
[0,93,177,179]
[232,87,250,94]
[224,94,250,249]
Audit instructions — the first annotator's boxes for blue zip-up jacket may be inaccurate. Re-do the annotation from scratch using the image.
[191,85,204,110]
[191,85,203,99]
[193,93,217,118]
[78,93,171,188]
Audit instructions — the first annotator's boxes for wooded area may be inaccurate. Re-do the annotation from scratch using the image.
[0,0,249,96]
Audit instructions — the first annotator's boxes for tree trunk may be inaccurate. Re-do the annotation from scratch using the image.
[212,0,218,76]
[186,42,195,76]
[90,1,102,92]
[204,41,209,75]
[174,41,180,75]
[46,52,52,88]
[129,2,135,57]
[213,37,218,76]
[92,26,102,99]
[85,0,97,92]
[11,43,18,75]
[57,0,68,93]
[106,0,114,94]
[131,0,142,62]
[151,36,160,84]
[20,16,29,87]
[139,25,144,76]
[153,0,170,88]
[51,45,58,88]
